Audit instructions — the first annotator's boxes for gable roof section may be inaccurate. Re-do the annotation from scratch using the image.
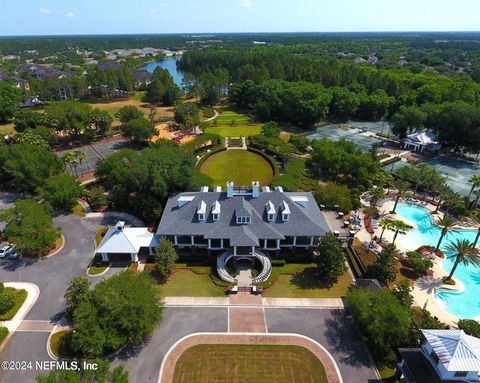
[156,190,329,243]
[422,329,480,372]
[96,224,158,254]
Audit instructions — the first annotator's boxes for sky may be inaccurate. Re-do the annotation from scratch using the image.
[0,0,479,36]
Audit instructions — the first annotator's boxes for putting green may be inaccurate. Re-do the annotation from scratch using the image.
[199,150,273,187]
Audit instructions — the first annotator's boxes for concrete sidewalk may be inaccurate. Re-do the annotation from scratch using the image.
[163,296,344,308]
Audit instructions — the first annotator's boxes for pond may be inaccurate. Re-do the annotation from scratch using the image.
[138,57,184,88]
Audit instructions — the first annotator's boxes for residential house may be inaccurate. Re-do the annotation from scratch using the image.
[398,329,480,382]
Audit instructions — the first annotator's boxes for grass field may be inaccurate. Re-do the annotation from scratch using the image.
[156,269,225,297]
[205,124,262,137]
[262,269,353,298]
[214,111,252,124]
[0,123,15,135]
[200,150,273,187]
[0,288,28,321]
[172,344,328,383]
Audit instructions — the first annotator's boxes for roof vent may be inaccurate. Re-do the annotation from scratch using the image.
[200,186,209,193]
[275,186,284,193]
[116,221,125,231]
[214,186,222,192]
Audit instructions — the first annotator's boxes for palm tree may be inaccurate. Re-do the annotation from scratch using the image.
[392,180,410,213]
[390,220,412,245]
[74,150,86,176]
[433,184,450,213]
[434,215,457,251]
[363,206,379,219]
[468,175,480,199]
[471,190,480,211]
[371,187,385,206]
[379,218,393,241]
[474,226,480,249]
[444,239,480,281]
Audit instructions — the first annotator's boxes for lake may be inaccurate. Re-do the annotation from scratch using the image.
[138,57,184,88]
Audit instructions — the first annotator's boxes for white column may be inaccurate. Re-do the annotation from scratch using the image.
[310,237,314,246]
[251,246,255,255]
[174,235,178,245]
[132,253,138,262]
[191,235,195,246]
[149,247,153,255]
[234,246,237,256]
[293,236,297,246]
[208,239,211,249]
[264,239,267,249]
[276,239,280,249]
[101,253,108,262]
[221,239,224,249]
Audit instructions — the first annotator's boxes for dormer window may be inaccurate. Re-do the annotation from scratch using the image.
[281,201,290,222]
[265,200,275,222]
[197,200,206,221]
[236,216,251,224]
[211,201,221,221]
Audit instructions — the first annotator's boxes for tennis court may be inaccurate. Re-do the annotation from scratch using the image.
[57,138,129,176]
[347,120,394,138]
[385,156,480,197]
[308,124,384,152]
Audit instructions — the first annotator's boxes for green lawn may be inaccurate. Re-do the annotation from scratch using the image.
[262,266,353,298]
[50,330,75,359]
[173,344,328,383]
[0,288,28,321]
[0,123,15,136]
[156,269,225,297]
[214,111,252,124]
[205,124,262,137]
[88,255,109,275]
[0,327,8,344]
[200,150,273,187]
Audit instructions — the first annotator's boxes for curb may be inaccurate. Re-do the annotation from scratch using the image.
[0,282,40,352]
[43,234,66,259]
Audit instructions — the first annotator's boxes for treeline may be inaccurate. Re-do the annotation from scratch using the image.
[180,48,480,151]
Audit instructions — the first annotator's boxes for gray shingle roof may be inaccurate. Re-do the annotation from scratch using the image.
[156,189,329,246]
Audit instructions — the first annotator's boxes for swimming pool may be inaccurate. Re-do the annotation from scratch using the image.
[395,203,478,319]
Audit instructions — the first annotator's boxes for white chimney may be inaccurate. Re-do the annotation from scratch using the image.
[252,181,260,198]
[116,221,125,231]
[227,181,234,198]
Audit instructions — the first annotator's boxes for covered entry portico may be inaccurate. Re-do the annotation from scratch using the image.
[95,221,159,262]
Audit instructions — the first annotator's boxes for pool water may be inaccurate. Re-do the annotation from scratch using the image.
[395,203,478,319]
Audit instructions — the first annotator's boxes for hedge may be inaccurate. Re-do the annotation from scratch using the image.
[246,147,279,177]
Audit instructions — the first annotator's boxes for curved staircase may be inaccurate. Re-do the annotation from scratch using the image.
[216,249,272,286]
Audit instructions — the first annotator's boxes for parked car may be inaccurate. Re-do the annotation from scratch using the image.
[8,250,18,259]
[0,244,13,258]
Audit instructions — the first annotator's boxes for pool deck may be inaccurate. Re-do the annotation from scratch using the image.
[355,195,479,326]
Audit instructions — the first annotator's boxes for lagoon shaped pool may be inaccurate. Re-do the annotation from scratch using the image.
[395,203,478,319]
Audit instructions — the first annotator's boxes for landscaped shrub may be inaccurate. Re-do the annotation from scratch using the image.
[271,259,286,267]
[0,326,8,343]
[406,251,433,275]
[458,319,480,338]
[0,290,15,315]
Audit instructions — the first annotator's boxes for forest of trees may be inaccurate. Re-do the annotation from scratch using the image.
[180,47,480,152]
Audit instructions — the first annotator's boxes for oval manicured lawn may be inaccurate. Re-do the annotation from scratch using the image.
[200,150,273,187]
[173,344,328,383]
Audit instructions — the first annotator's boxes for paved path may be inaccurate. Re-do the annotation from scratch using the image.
[202,109,219,122]
[16,320,55,332]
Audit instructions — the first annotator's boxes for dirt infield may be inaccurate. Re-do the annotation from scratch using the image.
[159,333,343,383]
[151,123,197,144]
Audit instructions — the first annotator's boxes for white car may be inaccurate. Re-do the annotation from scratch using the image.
[8,250,18,259]
[0,245,13,258]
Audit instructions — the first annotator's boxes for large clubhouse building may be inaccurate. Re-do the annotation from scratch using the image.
[156,181,330,256]
[95,181,330,285]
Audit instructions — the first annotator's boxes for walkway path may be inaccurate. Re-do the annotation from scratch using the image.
[235,261,252,287]
[202,109,220,122]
